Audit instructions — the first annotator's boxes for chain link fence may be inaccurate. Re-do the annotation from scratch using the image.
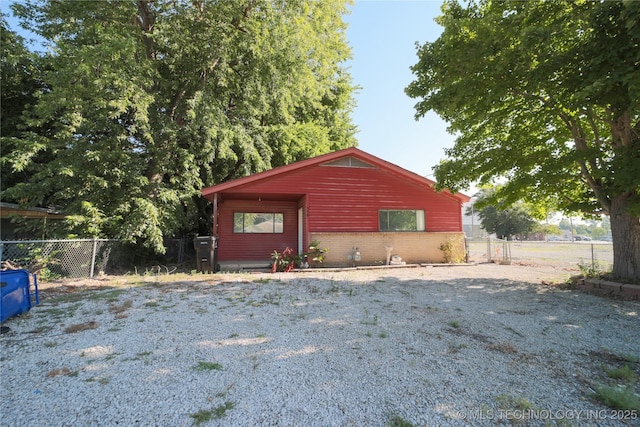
[0,238,194,280]
[467,238,613,270]
[1,237,615,281]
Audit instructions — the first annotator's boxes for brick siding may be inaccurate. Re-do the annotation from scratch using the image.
[309,231,466,267]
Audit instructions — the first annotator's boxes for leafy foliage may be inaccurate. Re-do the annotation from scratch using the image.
[305,240,328,266]
[577,259,606,279]
[438,235,465,263]
[2,1,357,252]
[558,217,610,240]
[406,0,640,279]
[533,223,561,239]
[477,205,536,241]
[271,247,296,273]
[0,15,49,199]
[593,384,640,411]
[470,187,536,240]
[271,240,328,272]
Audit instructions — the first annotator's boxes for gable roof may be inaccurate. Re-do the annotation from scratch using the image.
[201,147,470,202]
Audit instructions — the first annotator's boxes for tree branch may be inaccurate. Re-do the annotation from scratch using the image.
[222,156,245,182]
[610,110,634,149]
[231,1,256,33]
[507,89,611,212]
[169,58,220,125]
[565,118,611,213]
[198,57,219,91]
[136,1,156,61]
[585,107,604,154]
[168,85,187,122]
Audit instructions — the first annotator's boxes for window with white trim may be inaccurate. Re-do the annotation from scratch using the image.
[379,210,425,231]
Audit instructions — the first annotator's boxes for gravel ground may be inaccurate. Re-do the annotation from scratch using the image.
[1,264,639,426]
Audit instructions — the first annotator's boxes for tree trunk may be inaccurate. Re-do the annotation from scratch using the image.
[609,195,640,281]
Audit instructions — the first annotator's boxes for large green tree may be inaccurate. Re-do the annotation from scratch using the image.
[1,16,47,196]
[406,0,640,280]
[2,0,357,252]
[469,187,536,240]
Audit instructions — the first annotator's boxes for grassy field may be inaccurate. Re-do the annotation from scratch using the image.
[467,239,613,270]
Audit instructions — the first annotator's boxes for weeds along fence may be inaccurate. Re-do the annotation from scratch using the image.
[0,238,193,281]
[467,238,614,270]
[1,237,615,281]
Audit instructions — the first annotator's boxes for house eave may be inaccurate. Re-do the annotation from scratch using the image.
[201,147,470,203]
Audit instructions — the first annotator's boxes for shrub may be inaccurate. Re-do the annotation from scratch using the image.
[303,240,328,267]
[271,247,296,272]
[593,384,640,411]
[271,240,328,272]
[439,236,466,263]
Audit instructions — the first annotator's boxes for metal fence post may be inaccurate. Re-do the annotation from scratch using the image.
[178,238,185,263]
[90,238,97,278]
[464,238,469,263]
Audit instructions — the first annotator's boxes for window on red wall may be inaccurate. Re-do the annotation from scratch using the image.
[379,210,425,231]
[233,213,284,233]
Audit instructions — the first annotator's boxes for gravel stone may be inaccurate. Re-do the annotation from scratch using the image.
[1,264,639,426]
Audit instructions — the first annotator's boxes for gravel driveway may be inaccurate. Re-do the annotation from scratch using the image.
[1,264,639,426]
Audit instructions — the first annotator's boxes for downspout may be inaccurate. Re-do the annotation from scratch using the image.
[212,193,220,273]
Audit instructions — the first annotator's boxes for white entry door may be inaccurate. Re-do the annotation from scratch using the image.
[298,208,303,254]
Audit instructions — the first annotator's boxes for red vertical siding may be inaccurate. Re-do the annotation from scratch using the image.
[217,200,298,261]
[221,164,463,233]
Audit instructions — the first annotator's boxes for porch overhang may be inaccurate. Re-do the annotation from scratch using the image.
[207,192,305,203]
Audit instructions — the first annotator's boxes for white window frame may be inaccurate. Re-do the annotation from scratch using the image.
[379,209,425,232]
[233,212,284,233]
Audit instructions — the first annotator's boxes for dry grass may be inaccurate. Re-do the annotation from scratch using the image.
[108,300,133,319]
[488,342,518,354]
[63,321,98,333]
[46,367,74,378]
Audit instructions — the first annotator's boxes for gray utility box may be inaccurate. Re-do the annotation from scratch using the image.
[194,236,218,273]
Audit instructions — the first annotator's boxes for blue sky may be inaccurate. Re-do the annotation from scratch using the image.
[2,1,460,188]
[346,1,457,182]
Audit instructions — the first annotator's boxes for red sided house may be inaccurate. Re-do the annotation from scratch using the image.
[201,147,470,270]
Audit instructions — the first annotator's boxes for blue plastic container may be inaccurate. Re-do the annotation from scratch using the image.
[1,269,39,323]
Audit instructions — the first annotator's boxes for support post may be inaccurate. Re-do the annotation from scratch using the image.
[212,193,218,237]
[90,238,97,278]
